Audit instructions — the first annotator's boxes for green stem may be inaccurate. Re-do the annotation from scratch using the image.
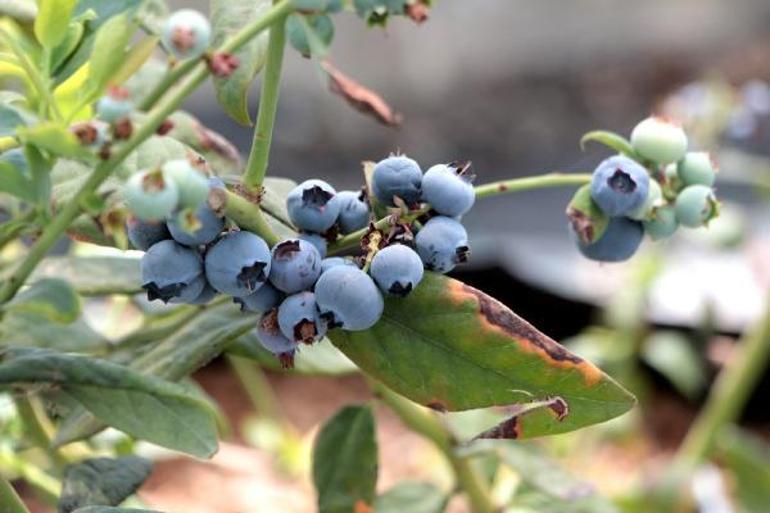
[13,396,68,470]
[137,58,200,112]
[0,478,30,513]
[0,136,20,152]
[0,450,60,504]
[328,206,430,256]
[673,296,770,469]
[369,380,495,513]
[474,173,591,199]
[0,1,294,305]
[221,190,281,245]
[242,7,288,189]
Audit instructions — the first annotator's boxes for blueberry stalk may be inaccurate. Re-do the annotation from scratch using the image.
[137,57,200,111]
[473,172,592,199]
[0,478,31,513]
[0,1,294,305]
[328,205,431,255]
[369,379,496,513]
[220,189,281,246]
[242,6,289,190]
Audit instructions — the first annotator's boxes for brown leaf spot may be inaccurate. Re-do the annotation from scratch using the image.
[475,416,520,440]
[321,60,402,127]
[566,206,595,245]
[547,396,569,421]
[156,119,174,135]
[425,400,448,413]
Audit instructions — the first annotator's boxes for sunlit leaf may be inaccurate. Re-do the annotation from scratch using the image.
[34,0,77,49]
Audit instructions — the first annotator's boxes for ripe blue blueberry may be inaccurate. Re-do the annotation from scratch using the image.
[677,152,717,187]
[256,309,298,366]
[336,190,370,234]
[372,155,423,206]
[674,185,719,228]
[126,216,170,251]
[643,205,678,240]
[172,278,217,305]
[268,238,321,293]
[277,291,327,344]
[630,117,688,164]
[204,231,271,296]
[96,87,133,123]
[573,216,644,262]
[141,240,205,303]
[590,155,650,217]
[123,168,179,221]
[162,159,209,209]
[320,257,358,274]
[415,216,469,273]
[298,232,328,258]
[162,9,211,60]
[421,162,475,217]
[315,266,383,331]
[370,244,424,297]
[286,179,341,233]
[234,282,283,313]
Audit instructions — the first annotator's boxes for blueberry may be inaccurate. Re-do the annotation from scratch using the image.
[627,179,663,221]
[234,282,283,313]
[126,216,170,250]
[162,9,211,60]
[287,13,334,58]
[123,168,179,221]
[277,291,327,344]
[298,232,328,258]
[162,159,210,209]
[96,87,133,123]
[286,179,341,233]
[315,266,383,331]
[204,231,271,296]
[590,155,650,217]
[677,152,716,187]
[674,185,719,228]
[573,217,644,262]
[336,190,370,234]
[268,238,321,293]
[370,244,424,297]
[171,277,217,305]
[630,117,688,164]
[167,204,224,246]
[644,205,678,240]
[372,155,423,206]
[421,162,475,217]
[320,256,359,273]
[256,309,298,365]
[415,216,469,273]
[141,240,205,303]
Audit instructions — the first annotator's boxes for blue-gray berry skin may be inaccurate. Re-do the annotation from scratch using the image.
[96,95,133,123]
[574,217,644,262]
[234,282,283,313]
[257,309,298,359]
[372,155,423,206]
[336,190,370,233]
[167,202,224,246]
[315,266,383,331]
[277,291,327,344]
[644,205,678,240]
[162,9,211,60]
[204,231,271,296]
[320,257,358,274]
[421,162,475,217]
[286,179,341,233]
[415,216,469,273]
[268,238,321,293]
[370,244,424,296]
[171,277,217,305]
[298,232,327,258]
[141,240,205,303]
[126,217,170,250]
[590,155,650,217]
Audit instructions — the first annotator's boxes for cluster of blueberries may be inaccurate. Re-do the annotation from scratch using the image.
[571,116,720,262]
[123,154,475,366]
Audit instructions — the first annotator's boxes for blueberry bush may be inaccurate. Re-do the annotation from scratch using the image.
[0,1,766,513]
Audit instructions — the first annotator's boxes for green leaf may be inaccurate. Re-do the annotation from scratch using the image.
[134,0,168,35]
[210,0,271,125]
[73,508,161,513]
[641,331,706,399]
[330,274,635,439]
[287,13,335,58]
[313,405,378,513]
[59,456,152,513]
[88,12,136,93]
[375,482,447,513]
[109,36,159,87]
[165,111,243,175]
[716,427,770,513]
[18,122,85,157]
[6,278,81,324]
[580,130,639,160]
[0,156,34,201]
[32,255,142,296]
[24,143,53,208]
[0,104,28,136]
[0,347,219,458]
[229,335,357,375]
[0,310,108,353]
[35,0,77,49]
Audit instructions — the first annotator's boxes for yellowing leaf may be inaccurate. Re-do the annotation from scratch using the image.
[34,0,77,49]
[18,122,86,157]
[54,62,92,121]
[109,36,159,87]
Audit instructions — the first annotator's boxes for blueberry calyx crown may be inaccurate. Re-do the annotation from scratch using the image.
[319,310,342,329]
[294,319,318,345]
[449,160,476,183]
[302,185,334,208]
[171,25,196,52]
[607,168,637,195]
[143,281,186,303]
[141,169,167,193]
[236,262,268,291]
[388,281,413,297]
[455,245,470,264]
[273,240,301,259]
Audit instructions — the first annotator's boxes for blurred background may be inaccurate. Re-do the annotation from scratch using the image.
[11,0,770,511]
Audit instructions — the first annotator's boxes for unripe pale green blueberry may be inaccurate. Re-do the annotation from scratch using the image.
[124,169,179,221]
[630,117,688,164]
[162,159,209,209]
[162,9,211,60]
[643,205,678,240]
[627,179,663,221]
[677,152,717,187]
[675,185,719,228]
